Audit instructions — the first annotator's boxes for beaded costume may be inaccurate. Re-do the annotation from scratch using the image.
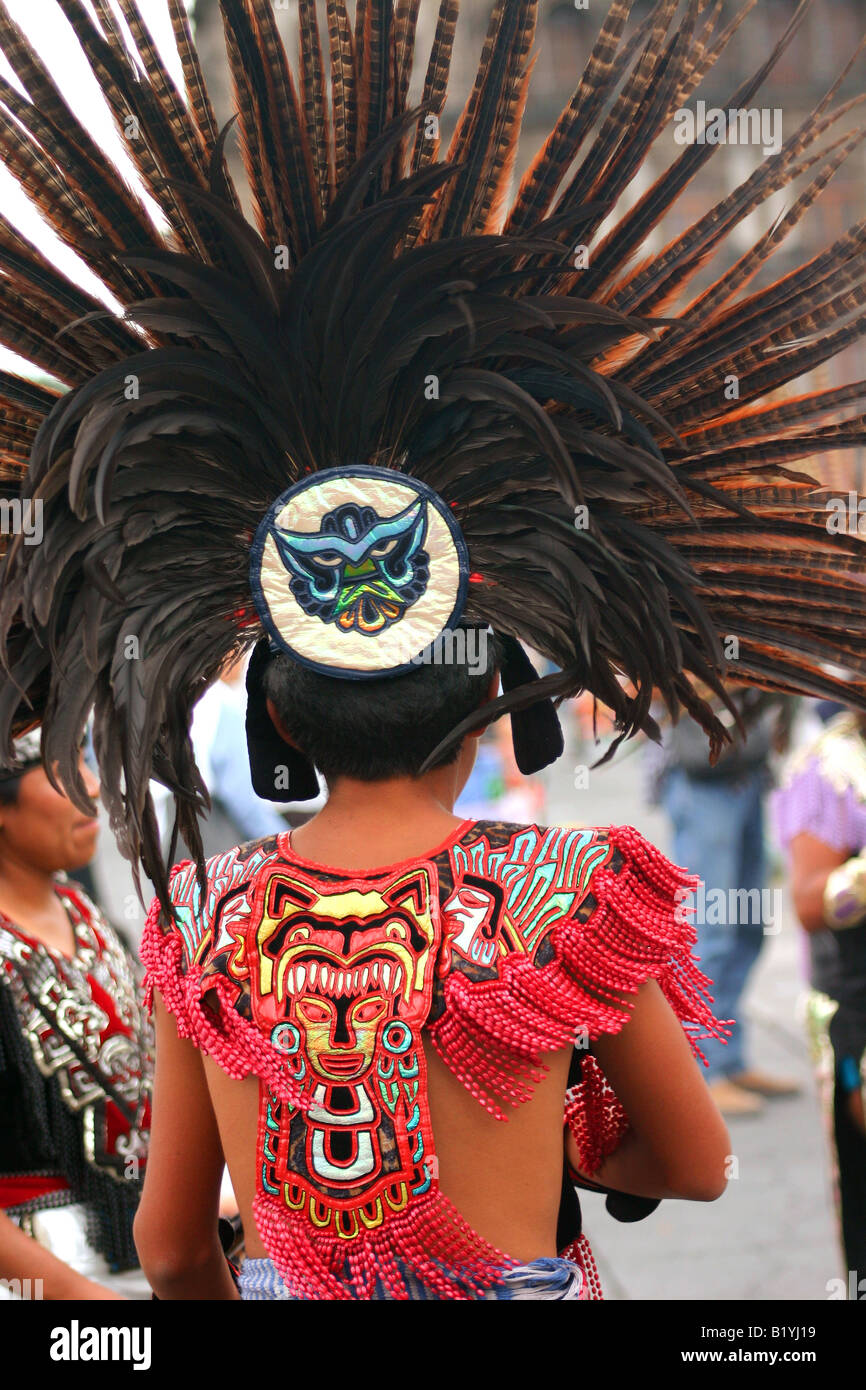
[0,0,865,1301]
[142,819,722,1299]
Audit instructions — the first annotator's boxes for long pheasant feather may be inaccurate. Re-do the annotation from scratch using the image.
[298,0,332,212]
[327,0,357,190]
[167,0,220,150]
[410,0,459,174]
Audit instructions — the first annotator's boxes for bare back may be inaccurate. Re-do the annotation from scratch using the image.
[203,1039,570,1264]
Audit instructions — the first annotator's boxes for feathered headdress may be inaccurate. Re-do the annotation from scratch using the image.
[0,0,865,910]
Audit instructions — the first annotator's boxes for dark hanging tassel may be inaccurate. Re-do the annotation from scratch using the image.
[496,633,563,775]
[245,639,320,802]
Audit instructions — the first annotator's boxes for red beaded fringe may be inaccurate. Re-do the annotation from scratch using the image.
[253,1189,526,1300]
[565,1054,630,1175]
[561,1236,604,1301]
[430,823,731,1129]
[140,896,311,1113]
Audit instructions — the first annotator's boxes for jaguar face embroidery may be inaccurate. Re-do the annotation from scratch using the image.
[245,865,439,1238]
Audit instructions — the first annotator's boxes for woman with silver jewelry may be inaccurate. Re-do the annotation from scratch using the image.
[0,732,152,1299]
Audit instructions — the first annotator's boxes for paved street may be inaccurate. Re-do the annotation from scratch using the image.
[546,728,841,1302]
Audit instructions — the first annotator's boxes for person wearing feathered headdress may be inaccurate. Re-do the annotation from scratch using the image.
[0,0,864,1298]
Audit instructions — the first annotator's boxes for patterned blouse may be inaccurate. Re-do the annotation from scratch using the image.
[771,711,866,1015]
[0,877,152,1269]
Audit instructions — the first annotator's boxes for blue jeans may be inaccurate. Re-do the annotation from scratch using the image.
[661,765,768,1080]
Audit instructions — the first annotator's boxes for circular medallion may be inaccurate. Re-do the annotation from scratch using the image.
[270,1022,301,1056]
[250,466,469,678]
[382,1020,413,1055]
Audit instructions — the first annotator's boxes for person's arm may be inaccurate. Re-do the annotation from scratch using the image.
[566,980,730,1202]
[787,831,849,933]
[0,1208,125,1299]
[133,992,239,1299]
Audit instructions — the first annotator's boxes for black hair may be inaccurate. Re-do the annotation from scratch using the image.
[263,628,503,783]
[0,775,21,806]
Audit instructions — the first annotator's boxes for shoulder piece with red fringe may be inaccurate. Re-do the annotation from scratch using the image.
[141,819,727,1299]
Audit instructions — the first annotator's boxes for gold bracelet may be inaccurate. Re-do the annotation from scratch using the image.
[823,858,866,931]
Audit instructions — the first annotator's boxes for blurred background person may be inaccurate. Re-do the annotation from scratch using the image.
[456,717,546,825]
[190,653,300,857]
[650,688,799,1116]
[772,708,866,1289]
[0,732,151,1299]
